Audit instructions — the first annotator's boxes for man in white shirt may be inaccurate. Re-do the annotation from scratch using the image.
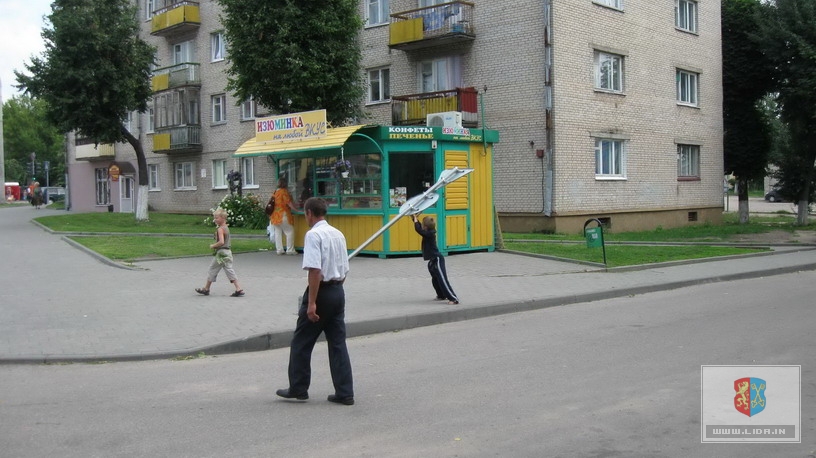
[276,197,354,405]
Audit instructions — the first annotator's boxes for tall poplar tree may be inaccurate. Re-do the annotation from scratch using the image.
[722,0,774,223]
[757,0,816,225]
[217,0,365,126]
[15,0,154,220]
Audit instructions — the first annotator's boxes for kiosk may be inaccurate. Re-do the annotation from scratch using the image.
[235,111,499,257]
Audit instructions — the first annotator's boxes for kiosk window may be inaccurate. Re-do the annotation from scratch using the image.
[389,153,434,200]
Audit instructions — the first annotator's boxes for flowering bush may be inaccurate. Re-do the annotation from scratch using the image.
[203,193,267,230]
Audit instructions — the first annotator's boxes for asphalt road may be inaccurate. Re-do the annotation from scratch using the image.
[1,271,813,457]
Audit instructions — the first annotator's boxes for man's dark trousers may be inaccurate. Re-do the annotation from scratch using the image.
[287,283,354,398]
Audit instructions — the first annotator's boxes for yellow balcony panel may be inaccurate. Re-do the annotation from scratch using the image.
[389,17,423,46]
[75,142,114,161]
[151,3,200,36]
[153,133,171,152]
[151,73,170,92]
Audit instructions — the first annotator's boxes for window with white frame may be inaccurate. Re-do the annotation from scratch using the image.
[595,138,626,177]
[241,97,255,120]
[242,157,256,187]
[211,32,226,62]
[677,144,700,177]
[595,51,624,93]
[675,0,697,33]
[172,40,193,65]
[174,162,195,189]
[123,111,135,133]
[148,164,160,190]
[145,0,154,19]
[676,69,699,106]
[212,94,227,123]
[594,0,622,9]
[367,0,389,26]
[147,106,155,133]
[419,56,461,93]
[95,167,110,205]
[368,67,390,103]
[212,159,228,188]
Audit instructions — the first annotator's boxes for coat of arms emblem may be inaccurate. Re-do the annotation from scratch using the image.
[734,377,766,417]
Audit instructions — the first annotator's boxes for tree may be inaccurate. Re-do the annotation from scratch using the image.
[757,0,816,225]
[3,95,65,186]
[217,0,365,126]
[15,0,154,220]
[721,0,775,223]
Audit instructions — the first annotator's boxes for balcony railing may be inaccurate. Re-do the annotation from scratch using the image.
[152,125,201,153]
[151,1,200,36]
[389,1,475,51]
[75,141,115,161]
[391,87,479,127]
[151,63,200,92]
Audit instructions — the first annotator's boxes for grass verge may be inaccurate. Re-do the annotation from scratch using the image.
[69,236,273,262]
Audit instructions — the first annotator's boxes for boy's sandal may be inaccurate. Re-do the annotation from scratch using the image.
[230,290,245,297]
[447,300,459,305]
[195,288,210,296]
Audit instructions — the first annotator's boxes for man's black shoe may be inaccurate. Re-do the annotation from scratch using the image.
[276,389,308,400]
[327,394,354,405]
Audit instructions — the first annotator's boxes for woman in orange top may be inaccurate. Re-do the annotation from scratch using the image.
[270,177,298,255]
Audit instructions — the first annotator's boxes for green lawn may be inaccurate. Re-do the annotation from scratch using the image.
[27,211,811,266]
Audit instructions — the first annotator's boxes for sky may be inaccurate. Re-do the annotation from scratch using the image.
[0,0,53,101]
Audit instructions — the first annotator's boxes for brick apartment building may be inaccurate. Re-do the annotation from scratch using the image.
[67,0,723,234]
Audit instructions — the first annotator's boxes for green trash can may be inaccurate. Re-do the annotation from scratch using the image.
[585,226,603,248]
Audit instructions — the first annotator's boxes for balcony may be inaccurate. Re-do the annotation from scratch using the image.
[151,63,200,93]
[152,126,201,153]
[391,87,479,127]
[151,1,200,36]
[389,2,475,51]
[75,139,115,161]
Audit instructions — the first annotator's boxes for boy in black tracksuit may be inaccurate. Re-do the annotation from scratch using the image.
[412,214,459,304]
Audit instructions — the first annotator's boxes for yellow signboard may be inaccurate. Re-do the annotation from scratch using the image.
[255,109,328,144]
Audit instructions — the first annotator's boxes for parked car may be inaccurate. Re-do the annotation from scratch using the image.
[764,189,785,202]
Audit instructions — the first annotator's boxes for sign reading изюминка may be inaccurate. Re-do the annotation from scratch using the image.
[255,109,327,144]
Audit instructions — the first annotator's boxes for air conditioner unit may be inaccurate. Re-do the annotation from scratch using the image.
[426,111,463,128]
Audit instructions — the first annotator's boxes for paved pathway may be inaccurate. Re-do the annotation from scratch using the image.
[2,204,815,364]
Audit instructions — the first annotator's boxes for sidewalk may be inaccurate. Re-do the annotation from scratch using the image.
[2,205,816,364]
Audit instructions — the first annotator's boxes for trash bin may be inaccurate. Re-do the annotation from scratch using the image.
[585,226,603,248]
[108,204,114,213]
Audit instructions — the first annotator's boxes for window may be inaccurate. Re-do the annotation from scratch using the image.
[675,0,697,33]
[153,89,200,128]
[419,56,461,93]
[368,68,390,103]
[594,0,622,9]
[173,40,193,65]
[95,167,110,205]
[595,51,624,93]
[145,0,154,19]
[676,69,699,106]
[212,94,227,123]
[241,97,255,120]
[242,157,256,187]
[147,106,155,133]
[148,164,160,190]
[366,0,389,26]
[212,159,228,188]
[211,32,226,61]
[419,0,445,5]
[123,111,135,133]
[677,144,700,177]
[595,138,626,177]
[174,162,195,189]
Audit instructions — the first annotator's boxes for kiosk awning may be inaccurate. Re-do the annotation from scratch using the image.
[233,125,372,159]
